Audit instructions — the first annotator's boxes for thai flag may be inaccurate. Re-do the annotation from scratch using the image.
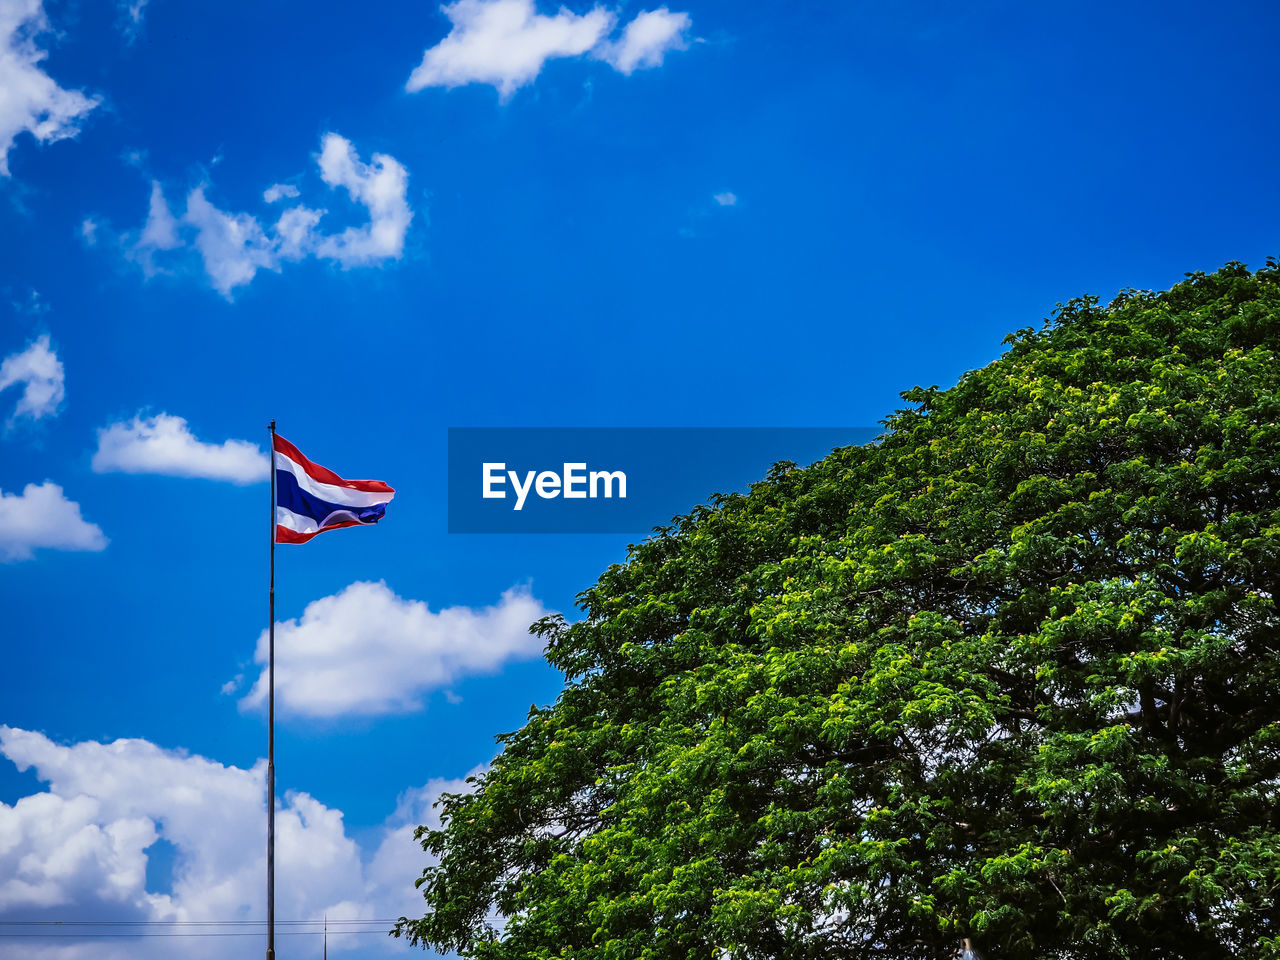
[273,434,395,544]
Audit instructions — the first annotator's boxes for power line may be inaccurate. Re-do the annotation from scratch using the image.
[0,919,400,926]
[0,918,404,939]
[0,930,392,939]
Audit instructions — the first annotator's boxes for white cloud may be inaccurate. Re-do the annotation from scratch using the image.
[126,181,183,275]
[0,333,64,423]
[315,134,413,266]
[262,182,300,203]
[183,186,281,295]
[119,135,413,297]
[0,0,98,175]
[273,203,324,260]
[0,481,107,561]
[92,413,267,484]
[594,6,690,74]
[0,725,470,958]
[238,581,548,718]
[406,0,691,99]
[0,791,154,911]
[713,191,737,206]
[407,0,613,99]
[138,181,182,252]
[119,0,149,42]
[364,768,484,918]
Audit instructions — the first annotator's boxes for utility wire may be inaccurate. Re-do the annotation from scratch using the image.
[0,930,392,939]
[0,919,400,926]
[0,918,404,938]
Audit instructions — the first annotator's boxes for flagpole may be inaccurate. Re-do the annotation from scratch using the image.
[267,419,276,960]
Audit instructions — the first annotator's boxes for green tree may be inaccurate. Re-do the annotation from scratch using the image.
[396,263,1280,959]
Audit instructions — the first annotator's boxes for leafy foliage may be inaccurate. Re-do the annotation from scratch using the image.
[396,263,1280,959]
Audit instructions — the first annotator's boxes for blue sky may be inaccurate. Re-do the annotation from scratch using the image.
[1,0,1278,955]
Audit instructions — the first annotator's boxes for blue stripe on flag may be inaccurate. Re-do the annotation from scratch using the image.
[276,468,387,527]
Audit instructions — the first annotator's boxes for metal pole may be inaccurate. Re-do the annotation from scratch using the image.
[267,419,276,960]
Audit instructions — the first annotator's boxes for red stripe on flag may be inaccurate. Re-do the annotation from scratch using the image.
[275,519,368,544]
[272,434,395,494]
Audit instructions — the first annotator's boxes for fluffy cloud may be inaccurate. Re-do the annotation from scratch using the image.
[134,182,183,261]
[0,726,472,957]
[239,581,548,717]
[122,134,413,297]
[272,202,325,259]
[713,191,737,206]
[594,7,690,74]
[315,134,413,265]
[92,413,267,484]
[0,481,107,561]
[0,334,64,423]
[364,768,483,918]
[406,0,691,99]
[183,186,281,294]
[262,182,300,203]
[0,0,98,175]
[407,0,612,98]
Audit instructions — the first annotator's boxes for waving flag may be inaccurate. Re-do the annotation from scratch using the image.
[273,434,395,544]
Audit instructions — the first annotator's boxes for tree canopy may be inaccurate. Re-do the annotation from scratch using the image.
[396,263,1280,959]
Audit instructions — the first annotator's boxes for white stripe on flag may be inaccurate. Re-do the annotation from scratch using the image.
[274,451,395,509]
[276,504,321,535]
